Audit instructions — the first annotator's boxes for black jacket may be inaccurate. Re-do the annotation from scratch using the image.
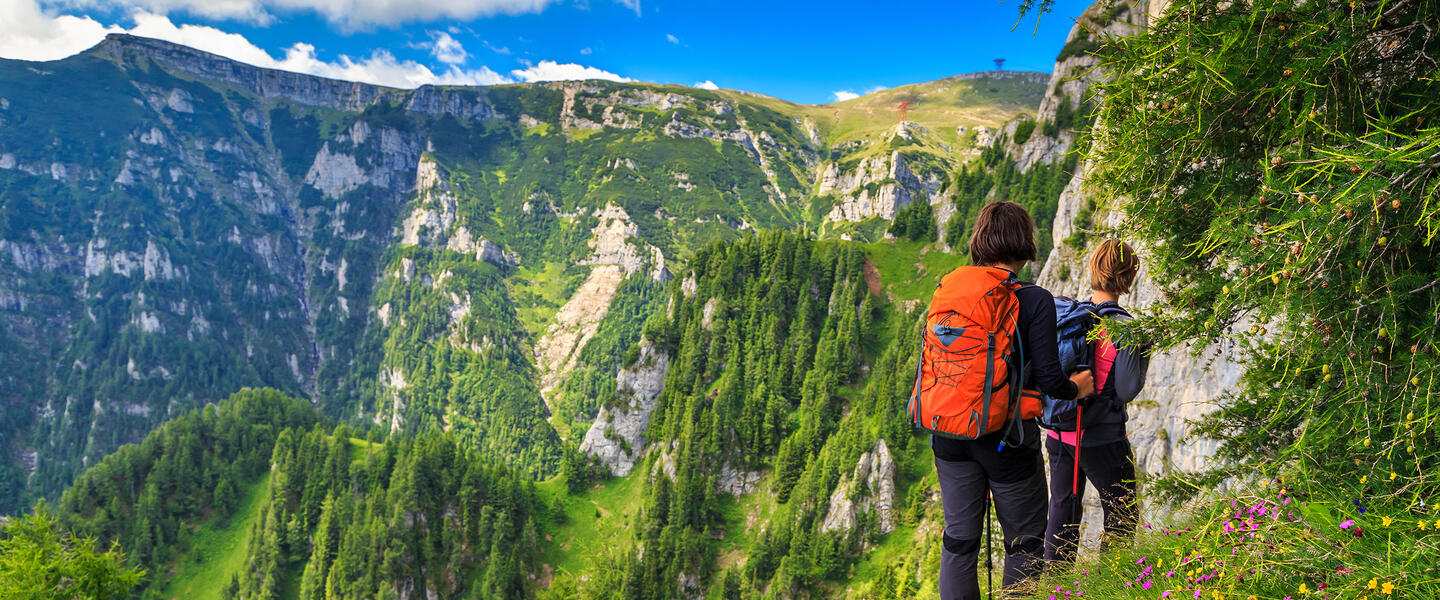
[1073,305,1150,447]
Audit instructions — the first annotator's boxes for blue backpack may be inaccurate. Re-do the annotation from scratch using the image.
[1038,298,1126,431]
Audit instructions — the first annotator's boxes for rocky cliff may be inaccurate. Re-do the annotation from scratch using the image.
[1022,0,1239,478]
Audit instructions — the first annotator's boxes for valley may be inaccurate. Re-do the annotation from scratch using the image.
[0,1,1276,597]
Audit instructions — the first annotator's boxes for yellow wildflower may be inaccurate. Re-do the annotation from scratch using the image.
[1382,516,1393,526]
[1361,475,1368,483]
[1368,578,1378,590]
[1382,581,1395,595]
[1299,583,1309,594]
[1390,472,1398,480]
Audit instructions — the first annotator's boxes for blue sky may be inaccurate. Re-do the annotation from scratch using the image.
[2,0,1093,104]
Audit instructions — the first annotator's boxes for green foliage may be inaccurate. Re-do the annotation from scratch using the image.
[231,429,544,600]
[886,201,937,242]
[1055,29,1101,63]
[56,389,319,579]
[563,231,882,599]
[1031,486,1440,599]
[1086,0,1440,505]
[1012,118,1037,145]
[945,156,1075,263]
[0,509,144,600]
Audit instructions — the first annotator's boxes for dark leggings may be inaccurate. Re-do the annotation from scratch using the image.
[934,449,1047,600]
[1043,436,1139,564]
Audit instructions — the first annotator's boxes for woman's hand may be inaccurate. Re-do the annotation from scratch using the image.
[1070,369,1095,399]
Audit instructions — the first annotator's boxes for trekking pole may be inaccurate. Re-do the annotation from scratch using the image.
[985,487,993,599]
[1072,404,1085,559]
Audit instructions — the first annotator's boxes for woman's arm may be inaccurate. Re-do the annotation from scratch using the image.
[1110,344,1151,403]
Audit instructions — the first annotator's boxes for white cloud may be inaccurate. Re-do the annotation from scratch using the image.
[665,33,678,44]
[510,60,629,83]
[692,80,718,90]
[0,3,636,88]
[45,0,558,29]
[0,0,123,61]
[429,31,468,64]
[578,47,592,55]
[482,40,510,55]
[46,0,645,28]
[832,90,860,102]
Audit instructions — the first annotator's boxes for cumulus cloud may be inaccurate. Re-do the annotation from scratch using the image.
[665,33,678,44]
[0,0,123,61]
[831,90,861,102]
[429,31,468,64]
[46,0,644,28]
[1,2,630,88]
[510,60,629,83]
[692,80,719,90]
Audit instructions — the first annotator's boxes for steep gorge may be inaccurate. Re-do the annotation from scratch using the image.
[0,33,1043,510]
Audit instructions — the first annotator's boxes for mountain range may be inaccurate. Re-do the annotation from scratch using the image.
[0,2,1216,597]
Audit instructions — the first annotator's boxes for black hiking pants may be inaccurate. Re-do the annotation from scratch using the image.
[933,437,1047,600]
[1043,436,1139,564]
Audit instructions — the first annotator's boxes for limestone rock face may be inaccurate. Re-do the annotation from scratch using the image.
[1027,1,1238,481]
[1003,2,1149,172]
[715,464,764,496]
[580,340,671,476]
[822,151,944,223]
[534,204,668,406]
[820,439,898,539]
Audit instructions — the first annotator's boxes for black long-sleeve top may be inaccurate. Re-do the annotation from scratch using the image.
[1077,308,1151,447]
[931,275,1079,475]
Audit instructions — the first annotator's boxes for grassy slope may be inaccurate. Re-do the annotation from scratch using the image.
[537,464,649,579]
[151,473,271,600]
[864,239,965,304]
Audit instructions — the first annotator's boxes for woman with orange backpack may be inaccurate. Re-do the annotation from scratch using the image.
[910,201,1094,600]
[1043,239,1149,565]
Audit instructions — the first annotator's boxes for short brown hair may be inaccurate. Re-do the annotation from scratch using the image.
[968,201,1038,266]
[1088,239,1139,294]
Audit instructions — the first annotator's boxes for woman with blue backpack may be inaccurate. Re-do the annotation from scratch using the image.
[910,201,1094,600]
[1042,239,1151,565]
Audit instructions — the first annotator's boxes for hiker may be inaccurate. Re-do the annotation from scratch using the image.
[1043,239,1150,565]
[912,201,1094,600]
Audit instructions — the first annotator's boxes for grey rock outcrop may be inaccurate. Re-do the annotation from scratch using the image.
[821,151,945,223]
[535,204,668,407]
[1023,1,1238,478]
[580,340,671,476]
[1003,2,1148,172]
[820,439,898,538]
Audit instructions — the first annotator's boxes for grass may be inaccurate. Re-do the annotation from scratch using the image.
[863,239,965,304]
[150,473,270,600]
[512,261,589,337]
[537,463,650,579]
[1025,481,1440,599]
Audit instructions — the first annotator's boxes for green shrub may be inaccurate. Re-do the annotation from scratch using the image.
[1012,118,1037,145]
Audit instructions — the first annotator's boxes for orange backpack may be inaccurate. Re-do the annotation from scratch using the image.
[909,266,1043,440]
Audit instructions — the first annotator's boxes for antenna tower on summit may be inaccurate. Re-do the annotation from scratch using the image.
[897,101,911,123]
[994,58,1006,71]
